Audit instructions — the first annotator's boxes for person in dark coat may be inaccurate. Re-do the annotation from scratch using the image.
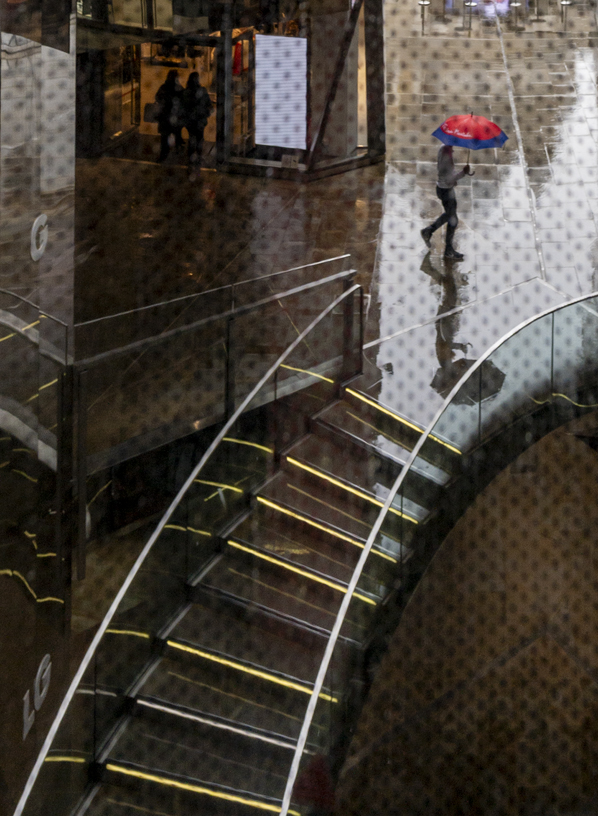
[421,145,470,260]
[156,69,185,162]
[183,72,213,168]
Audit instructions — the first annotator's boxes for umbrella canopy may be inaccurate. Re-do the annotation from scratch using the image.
[432,114,508,150]
[431,358,506,405]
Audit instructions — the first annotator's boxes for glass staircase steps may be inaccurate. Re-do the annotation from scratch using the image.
[168,601,327,683]
[188,582,359,658]
[258,470,383,549]
[160,636,324,722]
[107,708,295,801]
[180,585,360,704]
[93,630,155,697]
[273,378,338,419]
[286,430,444,513]
[229,506,386,603]
[317,396,458,480]
[132,699,296,755]
[255,473,403,589]
[138,653,310,741]
[280,437,433,528]
[284,432,400,495]
[197,553,370,640]
[156,637,340,741]
[201,437,276,493]
[92,762,299,816]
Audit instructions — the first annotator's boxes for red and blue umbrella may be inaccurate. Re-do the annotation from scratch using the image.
[432,114,508,150]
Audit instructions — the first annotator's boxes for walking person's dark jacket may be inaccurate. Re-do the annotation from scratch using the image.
[183,72,212,167]
[155,69,185,161]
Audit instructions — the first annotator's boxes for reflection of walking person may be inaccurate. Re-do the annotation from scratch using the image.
[183,72,213,169]
[421,254,470,392]
[156,69,185,163]
[421,145,470,260]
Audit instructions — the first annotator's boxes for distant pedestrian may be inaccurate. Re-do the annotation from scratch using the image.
[183,72,212,169]
[156,69,185,162]
[421,145,470,260]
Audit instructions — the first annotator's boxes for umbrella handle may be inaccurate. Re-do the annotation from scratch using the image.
[465,147,475,174]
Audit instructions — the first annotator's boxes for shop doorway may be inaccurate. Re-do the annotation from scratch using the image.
[104,44,141,143]
[76,31,257,167]
[136,39,219,166]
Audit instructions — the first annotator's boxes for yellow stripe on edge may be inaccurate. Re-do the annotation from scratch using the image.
[286,456,417,525]
[0,569,63,603]
[223,437,274,453]
[106,764,301,816]
[280,363,334,384]
[345,388,462,455]
[194,479,243,493]
[165,524,211,537]
[166,639,338,703]
[257,496,398,562]
[106,629,150,639]
[45,756,86,763]
[228,539,376,606]
[12,469,38,483]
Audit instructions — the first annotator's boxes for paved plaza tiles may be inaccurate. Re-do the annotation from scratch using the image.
[365,0,598,430]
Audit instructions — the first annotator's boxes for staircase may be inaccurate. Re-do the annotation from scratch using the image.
[45,365,462,816]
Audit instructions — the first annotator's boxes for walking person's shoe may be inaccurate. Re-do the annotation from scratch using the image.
[444,246,464,260]
[420,227,433,248]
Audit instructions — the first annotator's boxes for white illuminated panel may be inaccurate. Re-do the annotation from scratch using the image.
[255,34,307,150]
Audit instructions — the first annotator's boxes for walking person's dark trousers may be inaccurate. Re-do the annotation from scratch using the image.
[159,127,184,162]
[188,127,204,167]
[430,185,458,250]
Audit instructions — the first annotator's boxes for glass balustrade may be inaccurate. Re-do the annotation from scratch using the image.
[282,292,598,816]
[16,291,598,816]
[19,281,363,816]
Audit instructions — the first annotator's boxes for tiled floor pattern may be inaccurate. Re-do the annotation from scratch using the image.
[338,413,598,815]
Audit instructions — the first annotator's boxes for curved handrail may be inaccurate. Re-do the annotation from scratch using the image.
[13,282,361,816]
[75,255,351,328]
[280,289,598,815]
[74,266,357,368]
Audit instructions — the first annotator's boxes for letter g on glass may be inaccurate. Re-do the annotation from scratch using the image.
[30,215,48,261]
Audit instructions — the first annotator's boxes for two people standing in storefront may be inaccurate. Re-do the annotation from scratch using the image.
[156,69,213,167]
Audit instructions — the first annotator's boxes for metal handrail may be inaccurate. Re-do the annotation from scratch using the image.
[74,255,351,329]
[279,289,598,815]
[13,282,362,816]
[74,266,356,368]
[0,287,68,326]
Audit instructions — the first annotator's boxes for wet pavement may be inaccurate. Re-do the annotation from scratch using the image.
[362,0,598,429]
[71,0,598,446]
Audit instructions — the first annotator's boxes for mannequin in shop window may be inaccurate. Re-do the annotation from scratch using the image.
[156,69,185,162]
[183,72,213,169]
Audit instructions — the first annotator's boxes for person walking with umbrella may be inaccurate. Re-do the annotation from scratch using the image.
[421,114,508,261]
[421,145,471,260]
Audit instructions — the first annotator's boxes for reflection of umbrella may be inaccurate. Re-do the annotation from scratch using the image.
[432,114,508,150]
[431,357,506,405]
